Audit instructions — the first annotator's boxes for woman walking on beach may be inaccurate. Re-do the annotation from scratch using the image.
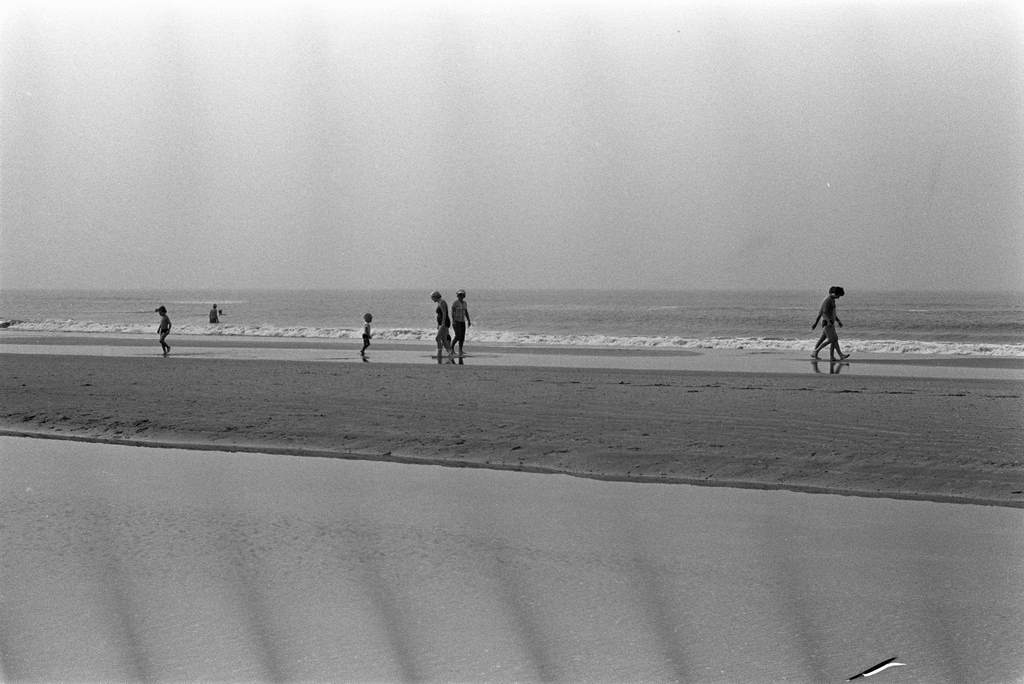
[431,291,453,360]
[155,306,172,357]
[811,286,849,361]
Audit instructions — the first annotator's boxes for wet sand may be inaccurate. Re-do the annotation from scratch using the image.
[3,331,1024,379]
[3,436,1023,682]
[1,336,1022,507]
[2,337,1023,681]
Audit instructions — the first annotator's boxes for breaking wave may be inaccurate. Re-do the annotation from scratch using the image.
[2,318,1022,357]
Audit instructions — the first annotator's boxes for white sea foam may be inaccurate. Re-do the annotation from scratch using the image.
[3,319,1023,357]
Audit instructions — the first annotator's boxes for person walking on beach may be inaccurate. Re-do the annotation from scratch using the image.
[361,312,373,356]
[155,306,172,356]
[450,289,472,356]
[209,304,223,324]
[431,291,454,359]
[811,286,849,361]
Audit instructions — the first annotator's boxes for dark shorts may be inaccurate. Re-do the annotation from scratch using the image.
[452,321,466,344]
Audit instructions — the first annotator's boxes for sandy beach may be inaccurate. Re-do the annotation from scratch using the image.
[4,436,1023,682]
[2,337,1022,507]
[2,337,1023,681]
[7,1,1023,678]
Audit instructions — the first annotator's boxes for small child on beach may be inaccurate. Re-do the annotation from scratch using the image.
[155,306,172,356]
[811,286,849,361]
[361,313,373,355]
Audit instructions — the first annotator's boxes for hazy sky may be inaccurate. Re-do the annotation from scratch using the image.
[2,1,1022,291]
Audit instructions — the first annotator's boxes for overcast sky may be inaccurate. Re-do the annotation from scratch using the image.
[2,1,1022,291]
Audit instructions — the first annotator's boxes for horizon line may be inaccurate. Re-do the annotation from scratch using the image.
[2,286,1020,295]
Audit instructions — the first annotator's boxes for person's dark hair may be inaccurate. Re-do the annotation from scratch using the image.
[828,286,845,297]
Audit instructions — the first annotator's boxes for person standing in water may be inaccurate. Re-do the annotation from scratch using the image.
[156,306,172,356]
[811,286,850,361]
[209,304,223,324]
[430,291,453,359]
[450,289,472,356]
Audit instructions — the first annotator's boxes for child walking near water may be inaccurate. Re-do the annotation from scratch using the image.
[361,313,373,356]
[155,306,172,356]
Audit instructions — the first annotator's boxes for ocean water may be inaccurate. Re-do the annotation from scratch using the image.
[1,289,1022,356]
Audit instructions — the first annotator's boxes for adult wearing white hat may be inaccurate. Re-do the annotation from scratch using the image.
[450,289,472,357]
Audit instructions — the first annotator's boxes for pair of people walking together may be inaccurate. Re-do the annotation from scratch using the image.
[431,289,471,359]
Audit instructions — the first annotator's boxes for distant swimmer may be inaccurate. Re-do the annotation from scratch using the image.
[155,306,172,356]
[450,289,472,356]
[361,312,373,356]
[430,291,454,361]
[811,286,850,361]
[209,304,223,324]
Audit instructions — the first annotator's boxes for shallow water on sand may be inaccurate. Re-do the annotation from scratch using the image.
[1,436,1022,682]
[3,332,1023,379]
